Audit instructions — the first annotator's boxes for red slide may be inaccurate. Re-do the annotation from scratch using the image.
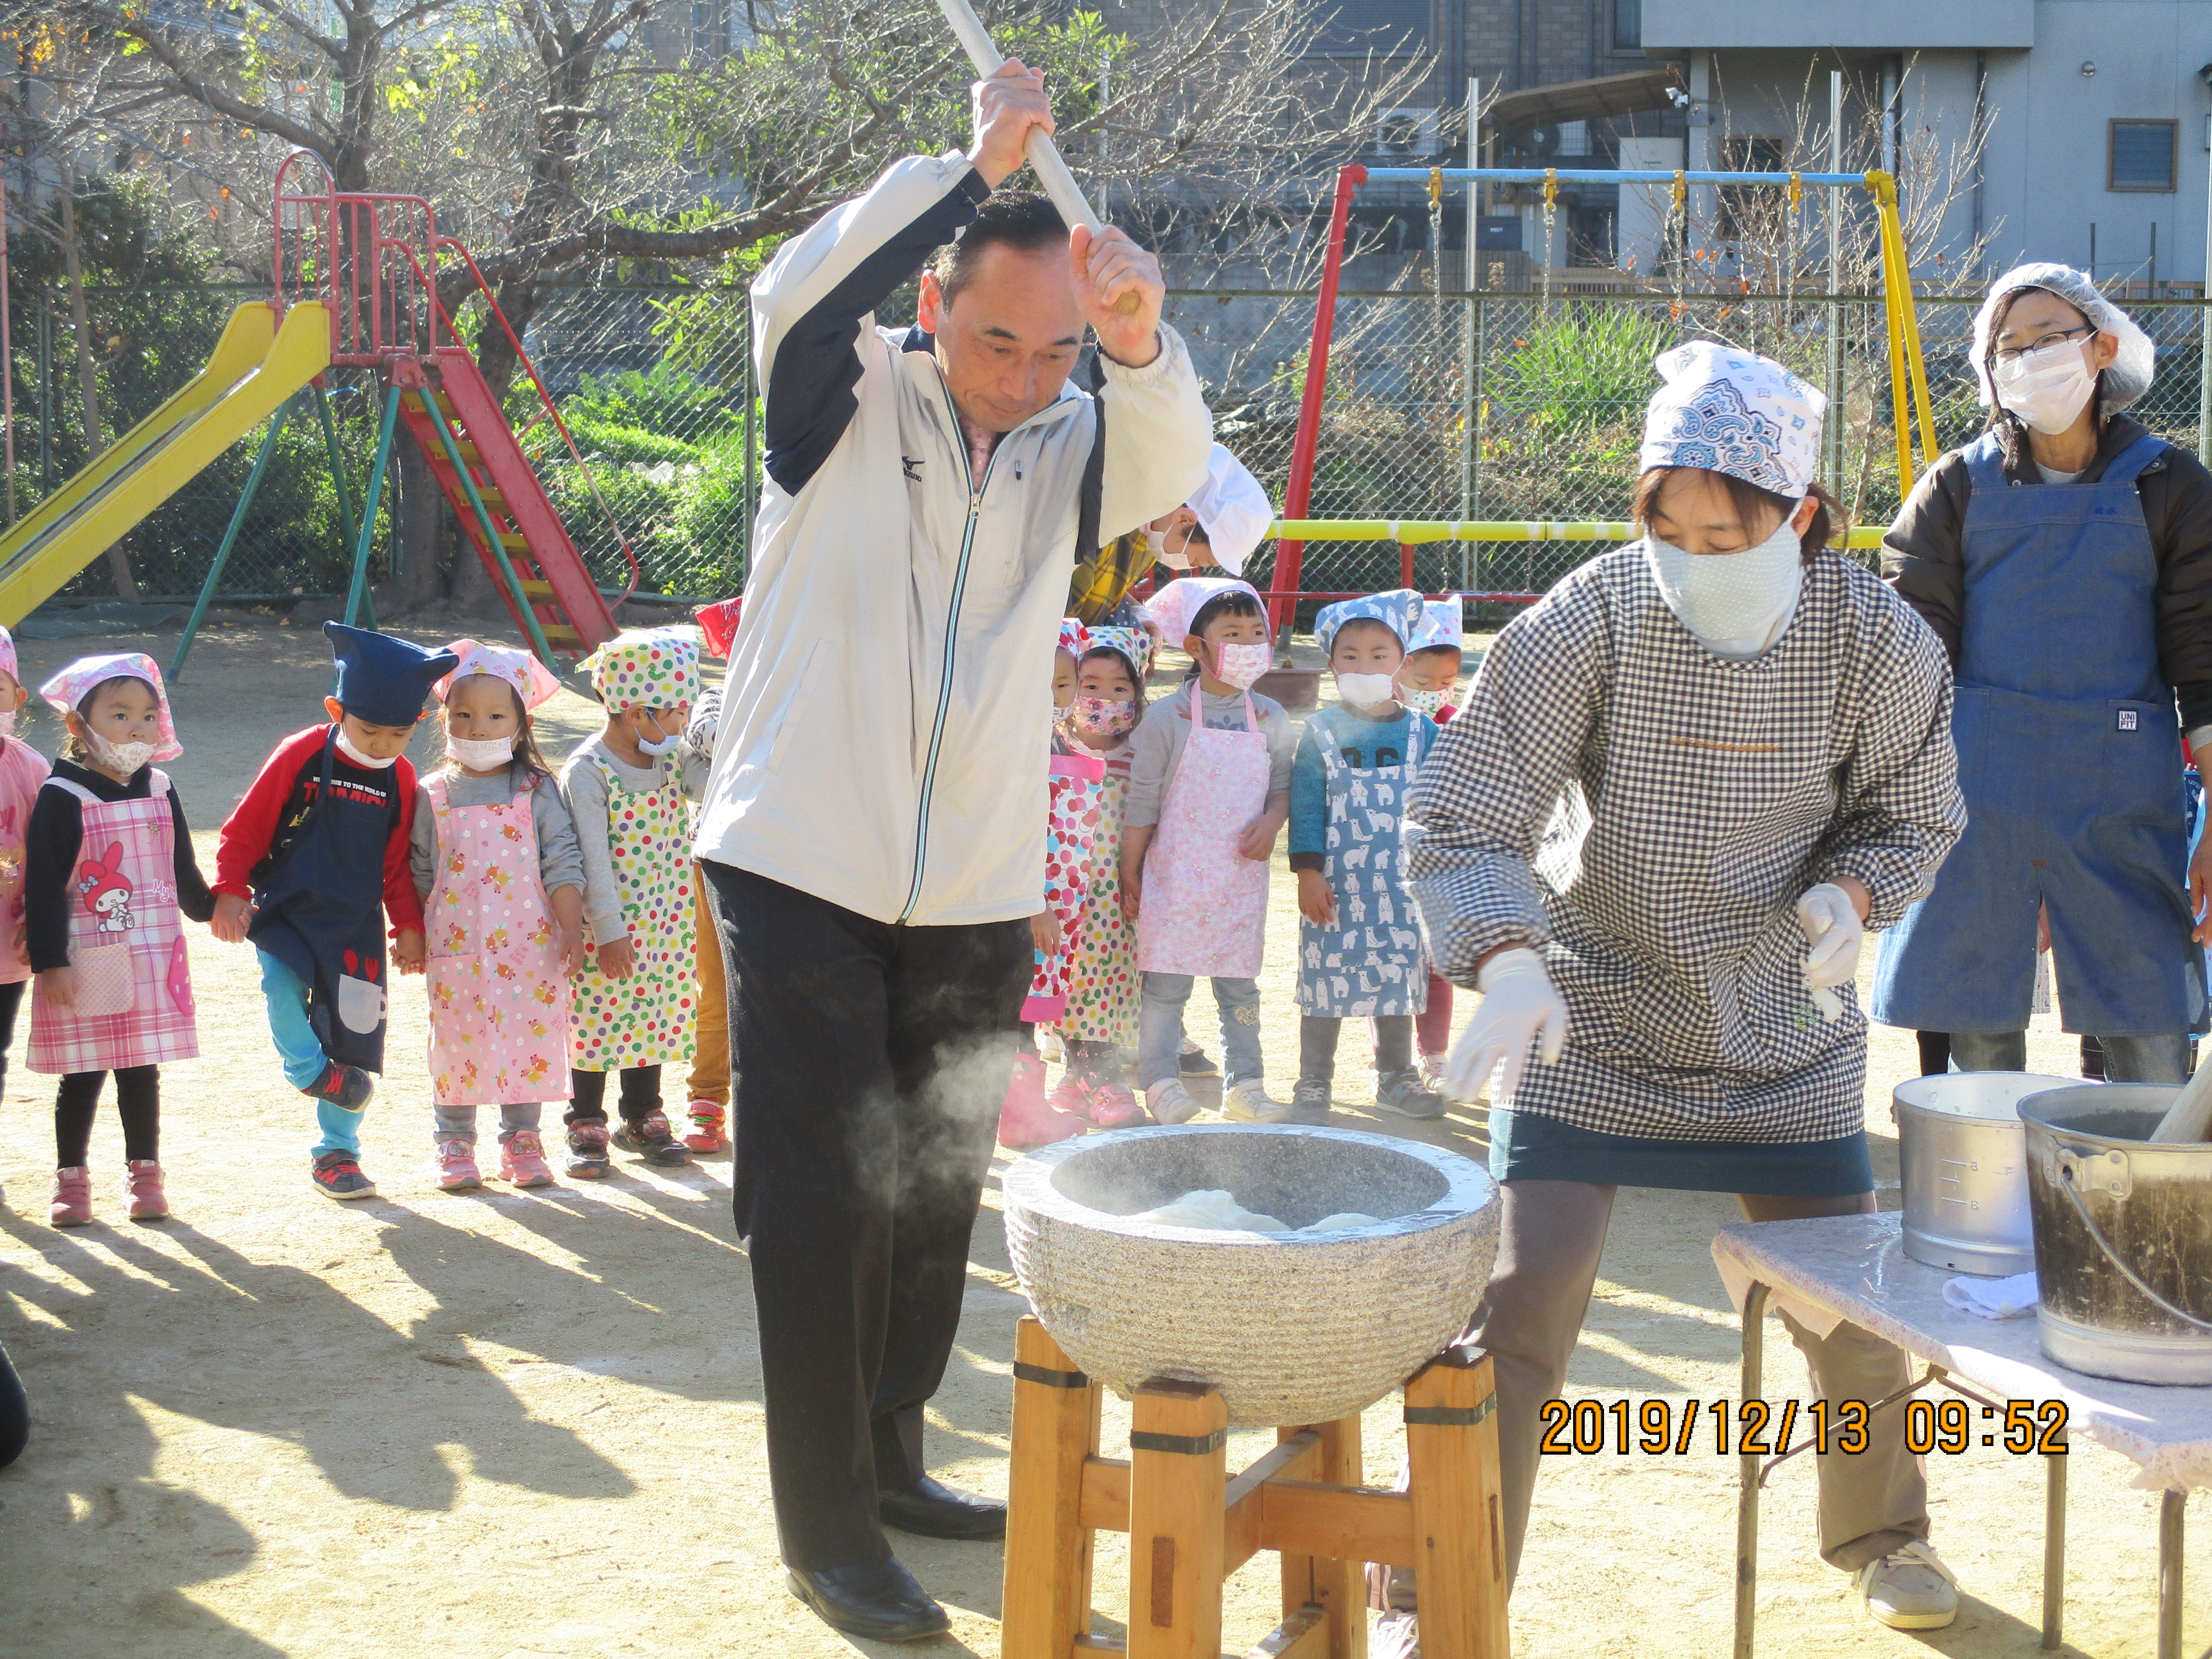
[400,346,619,659]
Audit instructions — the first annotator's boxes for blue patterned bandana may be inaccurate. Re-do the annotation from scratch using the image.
[1314,588,1424,653]
[1639,341,1824,501]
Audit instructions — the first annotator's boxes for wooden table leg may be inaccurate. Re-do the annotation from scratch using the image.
[1735,1282,1768,1659]
[1127,1379,1228,1659]
[1277,1416,1366,1659]
[1004,1317,1102,1659]
[2041,1431,2066,1652]
[1405,1347,1508,1659]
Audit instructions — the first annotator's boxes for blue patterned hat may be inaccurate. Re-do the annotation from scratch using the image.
[1409,598,1465,652]
[1314,588,1424,653]
[1639,341,1824,501]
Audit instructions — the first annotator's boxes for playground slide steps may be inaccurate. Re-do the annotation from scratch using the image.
[0,302,332,630]
[399,347,619,664]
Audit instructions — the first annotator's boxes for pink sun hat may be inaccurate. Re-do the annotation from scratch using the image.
[40,652,183,761]
[434,638,564,711]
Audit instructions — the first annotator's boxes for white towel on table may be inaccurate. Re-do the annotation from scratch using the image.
[1942,1270,2041,1320]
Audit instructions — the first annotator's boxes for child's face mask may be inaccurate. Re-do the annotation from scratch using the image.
[1206,641,1271,690]
[631,708,684,757]
[1070,697,1137,738]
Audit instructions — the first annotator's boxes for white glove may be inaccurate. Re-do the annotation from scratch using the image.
[1443,947,1568,1103]
[1796,883,1864,1023]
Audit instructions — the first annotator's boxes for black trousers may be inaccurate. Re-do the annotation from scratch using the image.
[55,1065,160,1166]
[704,860,1031,1570]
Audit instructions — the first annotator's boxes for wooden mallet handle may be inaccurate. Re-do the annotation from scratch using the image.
[932,0,1143,316]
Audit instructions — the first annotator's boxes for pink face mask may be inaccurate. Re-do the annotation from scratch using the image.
[1070,697,1137,738]
[1209,642,1272,690]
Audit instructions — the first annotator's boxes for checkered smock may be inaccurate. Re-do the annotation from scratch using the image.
[1407,547,1963,1142]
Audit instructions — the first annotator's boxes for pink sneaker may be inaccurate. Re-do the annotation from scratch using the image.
[682,1100,728,1154]
[434,1140,481,1191]
[996,1051,1083,1150]
[125,1159,169,1221]
[1081,1076,1145,1129]
[50,1166,92,1228]
[499,1131,554,1188]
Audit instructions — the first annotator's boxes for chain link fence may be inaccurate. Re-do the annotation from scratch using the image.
[9,278,2212,613]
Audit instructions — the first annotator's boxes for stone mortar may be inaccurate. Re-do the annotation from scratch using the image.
[1003,1124,1499,1429]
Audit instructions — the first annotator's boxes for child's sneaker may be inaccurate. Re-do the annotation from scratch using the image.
[1375,1070,1447,1121]
[683,1100,729,1153]
[304,1060,376,1109]
[1223,1078,1294,1123]
[1286,1079,1334,1125]
[612,1111,693,1167]
[434,1140,481,1191]
[1083,1076,1146,1128]
[1177,1038,1219,1078]
[499,1130,554,1188]
[565,1122,612,1179]
[1423,1050,1483,1104]
[311,1150,378,1200]
[999,1051,1083,1150]
[124,1159,169,1221]
[49,1166,92,1228]
[1145,1077,1201,1125]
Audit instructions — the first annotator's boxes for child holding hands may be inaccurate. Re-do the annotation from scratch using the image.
[0,626,49,1109]
[561,628,701,1176]
[29,655,214,1224]
[1121,578,1295,1126]
[413,641,586,1190]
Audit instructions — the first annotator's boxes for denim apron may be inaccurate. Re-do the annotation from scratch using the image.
[1872,430,2205,1035]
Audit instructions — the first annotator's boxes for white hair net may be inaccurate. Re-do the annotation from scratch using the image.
[1972,262,2155,414]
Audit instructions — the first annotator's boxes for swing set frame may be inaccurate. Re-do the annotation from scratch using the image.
[1265,164,1939,633]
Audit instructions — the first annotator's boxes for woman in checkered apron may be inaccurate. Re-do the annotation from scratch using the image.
[26,656,216,1228]
[1397,344,1972,1646]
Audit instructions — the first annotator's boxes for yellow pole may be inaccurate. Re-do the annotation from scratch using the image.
[1866,171,1917,493]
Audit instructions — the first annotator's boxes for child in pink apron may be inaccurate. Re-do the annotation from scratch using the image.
[413,642,587,1191]
[1121,579,1297,1126]
[1046,625,1153,1129]
[0,626,49,1121]
[27,655,214,1226]
[1000,623,1109,1149]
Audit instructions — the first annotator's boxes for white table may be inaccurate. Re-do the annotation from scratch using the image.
[1712,1213,2212,1659]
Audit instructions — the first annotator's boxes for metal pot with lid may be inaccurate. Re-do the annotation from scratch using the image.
[1892,1071,2076,1276]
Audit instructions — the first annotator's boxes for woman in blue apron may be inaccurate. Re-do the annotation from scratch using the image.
[1875,264,2212,1076]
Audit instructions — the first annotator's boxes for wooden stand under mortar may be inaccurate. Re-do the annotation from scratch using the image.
[1002,1316,1510,1659]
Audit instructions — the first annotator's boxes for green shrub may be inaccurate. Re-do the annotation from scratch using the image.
[555,413,704,467]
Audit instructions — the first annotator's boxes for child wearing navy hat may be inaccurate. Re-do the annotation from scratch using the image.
[211,623,459,1200]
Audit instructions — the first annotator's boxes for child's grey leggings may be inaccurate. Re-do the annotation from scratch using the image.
[432,1103,543,1145]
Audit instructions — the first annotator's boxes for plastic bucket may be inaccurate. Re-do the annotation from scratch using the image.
[2018,1085,2212,1385]
[1891,1071,2077,1275]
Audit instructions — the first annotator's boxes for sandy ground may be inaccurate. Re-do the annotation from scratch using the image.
[0,614,2204,1659]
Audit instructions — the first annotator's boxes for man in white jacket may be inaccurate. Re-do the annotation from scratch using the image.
[693,64,1212,1641]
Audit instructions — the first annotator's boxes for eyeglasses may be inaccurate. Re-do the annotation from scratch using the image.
[1990,325,2097,366]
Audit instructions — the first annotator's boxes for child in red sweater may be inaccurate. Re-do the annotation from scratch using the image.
[1395,599,1467,1095]
[211,625,457,1200]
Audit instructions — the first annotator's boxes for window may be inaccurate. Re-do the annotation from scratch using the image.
[1717,136,1786,240]
[1556,120,1592,157]
[1613,0,1642,51]
[2110,120,2178,191]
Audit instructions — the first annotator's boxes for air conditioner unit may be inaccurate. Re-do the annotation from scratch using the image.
[1377,108,1441,158]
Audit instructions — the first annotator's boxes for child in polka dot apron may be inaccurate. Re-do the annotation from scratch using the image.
[997,621,1111,1149]
[411,641,587,1191]
[27,656,216,1226]
[559,628,701,1177]
[0,626,50,1168]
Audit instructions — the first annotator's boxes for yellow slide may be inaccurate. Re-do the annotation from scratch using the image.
[0,300,332,628]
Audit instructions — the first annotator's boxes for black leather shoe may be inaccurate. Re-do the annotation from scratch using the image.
[878,1474,1009,1540]
[786,1559,951,1643]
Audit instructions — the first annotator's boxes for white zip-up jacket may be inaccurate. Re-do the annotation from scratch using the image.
[693,152,1212,926]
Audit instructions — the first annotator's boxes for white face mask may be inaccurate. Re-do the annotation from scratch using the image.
[447,733,516,770]
[334,725,398,770]
[1643,517,1806,659]
[0,708,16,737]
[632,712,683,758]
[1334,672,1398,709]
[1145,526,1191,571]
[1208,641,1272,691]
[1991,341,2097,436]
[87,731,155,775]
